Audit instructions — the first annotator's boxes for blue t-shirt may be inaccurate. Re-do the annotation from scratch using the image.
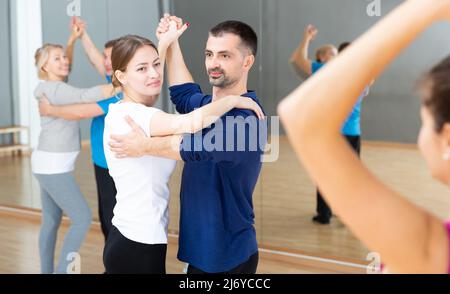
[170,83,267,273]
[90,75,122,168]
[311,61,367,136]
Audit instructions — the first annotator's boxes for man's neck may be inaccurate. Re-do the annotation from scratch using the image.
[212,81,248,101]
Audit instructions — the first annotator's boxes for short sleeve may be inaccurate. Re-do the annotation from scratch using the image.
[34,83,45,99]
[131,105,162,137]
[97,96,119,114]
[311,61,325,74]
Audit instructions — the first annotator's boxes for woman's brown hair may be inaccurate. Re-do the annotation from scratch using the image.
[111,35,158,87]
[419,55,450,132]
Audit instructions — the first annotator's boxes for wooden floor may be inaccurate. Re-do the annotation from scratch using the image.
[1,137,450,263]
[0,208,365,274]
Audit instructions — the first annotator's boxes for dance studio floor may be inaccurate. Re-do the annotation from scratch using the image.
[0,208,364,274]
[1,136,450,268]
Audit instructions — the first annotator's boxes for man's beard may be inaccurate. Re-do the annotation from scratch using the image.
[208,68,236,88]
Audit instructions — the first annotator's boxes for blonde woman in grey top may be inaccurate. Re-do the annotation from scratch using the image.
[33,42,118,274]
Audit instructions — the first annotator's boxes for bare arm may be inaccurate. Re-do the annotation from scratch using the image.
[66,24,83,72]
[290,25,316,76]
[66,35,77,71]
[278,0,449,273]
[149,95,264,137]
[140,135,183,160]
[109,116,183,160]
[157,18,190,86]
[157,14,194,86]
[80,31,106,78]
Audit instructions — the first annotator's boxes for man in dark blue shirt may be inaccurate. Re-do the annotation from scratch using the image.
[109,16,267,274]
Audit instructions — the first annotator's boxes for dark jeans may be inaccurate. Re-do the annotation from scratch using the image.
[187,252,259,274]
[94,164,117,241]
[103,226,167,274]
[316,135,361,219]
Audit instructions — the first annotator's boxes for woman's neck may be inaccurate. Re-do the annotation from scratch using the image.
[47,72,65,82]
[122,90,157,107]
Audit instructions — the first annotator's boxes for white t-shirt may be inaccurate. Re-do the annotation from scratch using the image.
[104,102,176,244]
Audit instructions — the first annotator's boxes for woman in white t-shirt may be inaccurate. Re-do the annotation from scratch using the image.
[102,23,264,274]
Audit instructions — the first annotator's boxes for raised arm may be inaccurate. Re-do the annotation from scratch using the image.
[290,25,317,76]
[66,17,84,71]
[80,32,106,78]
[278,0,450,273]
[149,95,264,137]
[157,14,194,86]
[66,36,76,71]
[156,17,189,84]
[73,17,106,78]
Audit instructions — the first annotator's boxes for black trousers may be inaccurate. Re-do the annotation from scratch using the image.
[187,252,259,274]
[103,226,167,274]
[316,135,361,219]
[94,164,117,241]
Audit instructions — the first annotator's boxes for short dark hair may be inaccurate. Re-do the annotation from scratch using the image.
[209,20,257,56]
[105,39,119,49]
[338,42,351,53]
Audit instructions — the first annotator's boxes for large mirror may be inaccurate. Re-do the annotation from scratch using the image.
[2,0,450,273]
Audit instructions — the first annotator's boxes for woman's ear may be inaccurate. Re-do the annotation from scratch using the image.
[115,70,126,86]
[438,124,450,162]
[441,123,450,148]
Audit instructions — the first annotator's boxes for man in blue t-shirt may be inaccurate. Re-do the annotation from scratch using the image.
[108,16,266,274]
[38,18,122,241]
[290,25,371,225]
